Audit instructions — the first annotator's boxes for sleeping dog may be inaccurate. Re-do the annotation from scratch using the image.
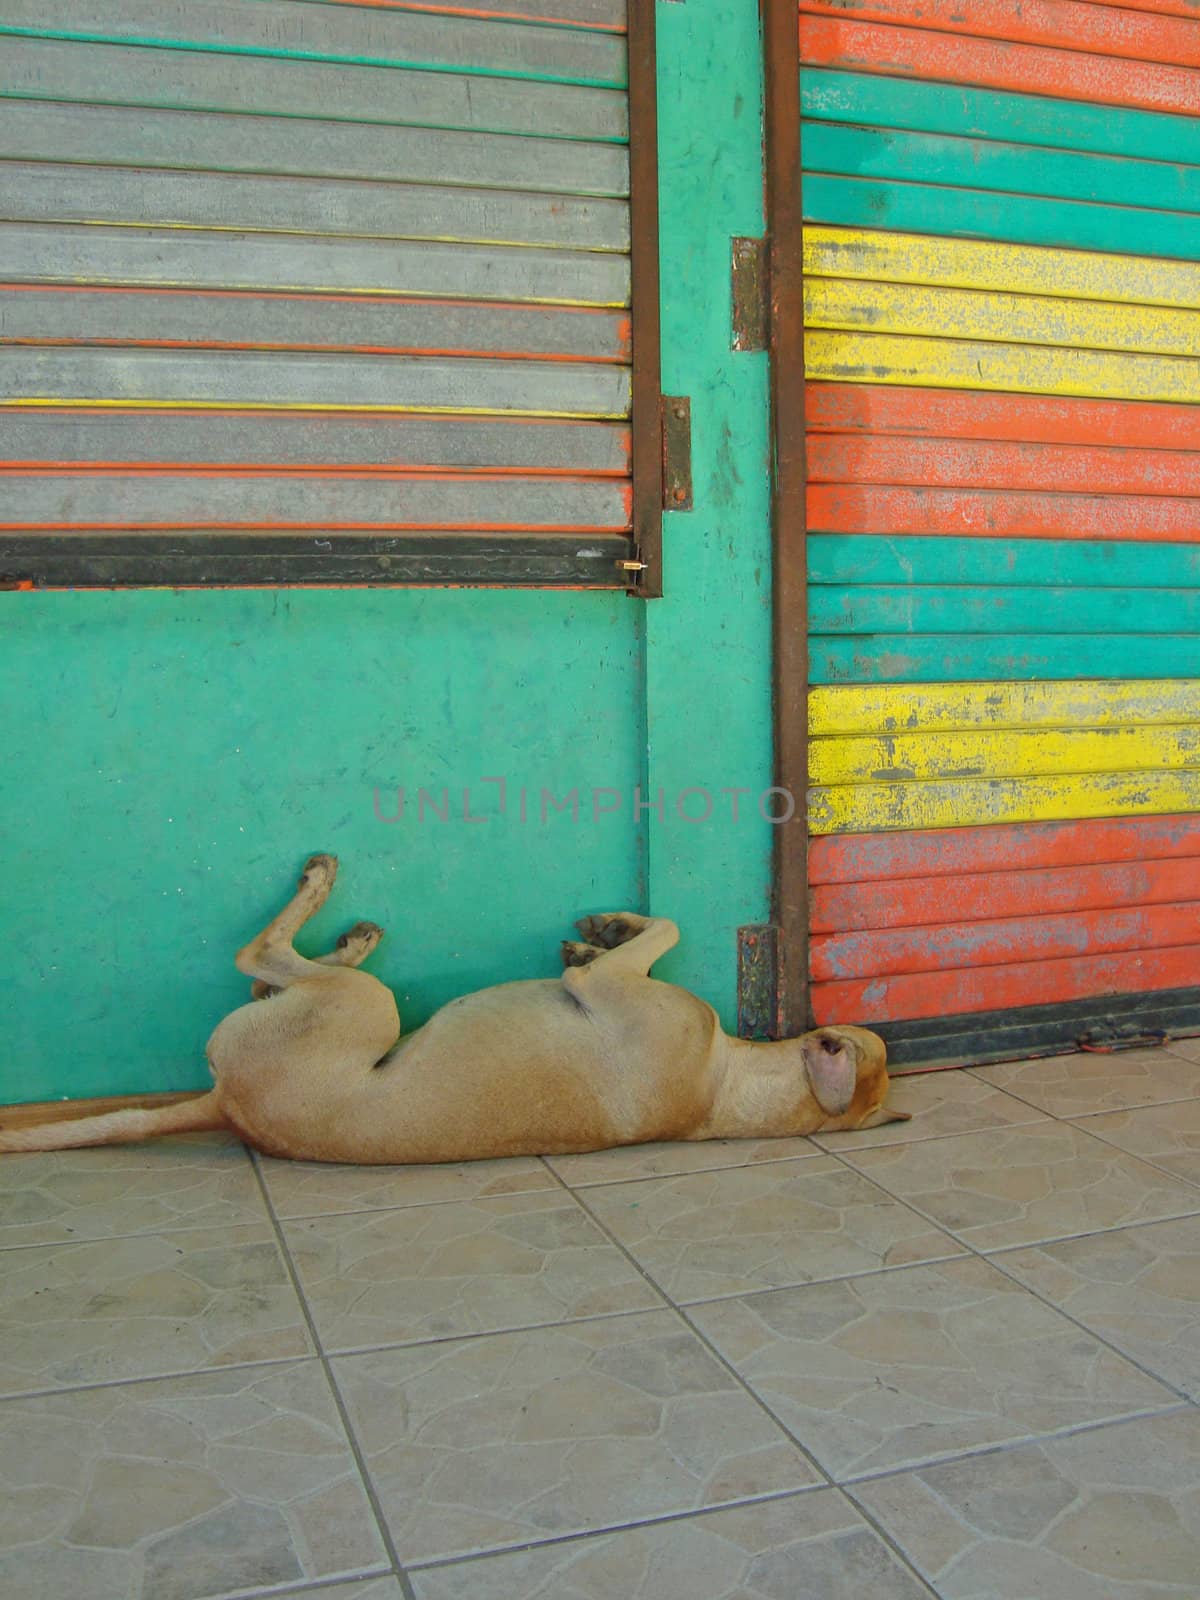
[0,855,908,1160]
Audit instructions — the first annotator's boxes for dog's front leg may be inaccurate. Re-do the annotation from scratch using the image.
[251,919,384,999]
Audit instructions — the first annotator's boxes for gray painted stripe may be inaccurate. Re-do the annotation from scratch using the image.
[386,0,626,29]
[0,348,633,416]
[0,37,629,140]
[0,412,631,471]
[0,1,627,87]
[0,288,629,362]
[1,224,631,305]
[0,161,631,252]
[0,98,630,197]
[2,473,631,529]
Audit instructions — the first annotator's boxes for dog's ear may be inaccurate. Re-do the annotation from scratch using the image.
[855,1104,912,1129]
[801,1031,858,1116]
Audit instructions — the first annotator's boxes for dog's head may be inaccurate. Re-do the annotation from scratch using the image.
[800,1025,910,1131]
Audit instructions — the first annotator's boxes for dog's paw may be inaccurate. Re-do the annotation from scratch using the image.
[575,912,644,949]
[300,853,338,891]
[337,920,385,953]
[561,939,603,969]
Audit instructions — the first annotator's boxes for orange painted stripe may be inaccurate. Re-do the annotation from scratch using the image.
[1088,0,1200,19]
[812,944,1200,1023]
[813,854,1200,936]
[805,386,1200,453]
[799,14,1200,116]
[811,814,1200,886]
[808,437,1200,497]
[2,521,632,533]
[317,0,627,32]
[808,483,1200,540]
[0,463,628,478]
[800,0,1200,69]
[813,901,1200,982]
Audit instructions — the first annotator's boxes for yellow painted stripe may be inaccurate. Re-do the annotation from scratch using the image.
[810,680,1200,737]
[810,724,1200,787]
[3,399,630,419]
[805,331,1200,403]
[807,278,1198,359]
[809,770,1200,835]
[804,226,1200,312]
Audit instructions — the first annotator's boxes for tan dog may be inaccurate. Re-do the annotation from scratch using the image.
[0,855,908,1160]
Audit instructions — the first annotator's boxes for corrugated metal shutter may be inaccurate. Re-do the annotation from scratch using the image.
[0,0,656,589]
[799,0,1200,1065]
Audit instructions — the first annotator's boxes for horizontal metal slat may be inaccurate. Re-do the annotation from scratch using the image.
[0,225,631,306]
[0,1,627,87]
[0,161,631,253]
[0,98,629,197]
[809,536,1200,590]
[809,680,1200,738]
[0,409,631,472]
[0,472,632,529]
[0,36,629,142]
[810,585,1200,636]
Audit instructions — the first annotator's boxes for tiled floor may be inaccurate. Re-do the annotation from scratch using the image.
[3,1046,1200,1599]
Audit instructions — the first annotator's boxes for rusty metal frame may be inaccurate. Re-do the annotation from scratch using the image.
[762,0,810,1034]
[625,0,664,598]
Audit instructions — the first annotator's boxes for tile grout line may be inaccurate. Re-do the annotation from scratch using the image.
[815,1140,1200,1410]
[249,1150,421,1600]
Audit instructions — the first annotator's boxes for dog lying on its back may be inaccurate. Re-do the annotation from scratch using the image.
[0,856,908,1161]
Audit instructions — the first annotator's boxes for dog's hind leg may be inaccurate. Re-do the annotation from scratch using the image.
[251,920,384,1000]
[235,854,348,991]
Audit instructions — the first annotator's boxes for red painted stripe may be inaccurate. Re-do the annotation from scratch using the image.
[799,14,1200,116]
[805,385,1200,453]
[812,855,1200,936]
[1088,0,1200,20]
[815,850,1200,935]
[800,0,1200,69]
[813,900,1200,981]
[812,943,1200,1023]
[808,484,1200,540]
[811,814,1200,886]
[3,521,632,533]
[808,437,1200,497]
[0,464,627,479]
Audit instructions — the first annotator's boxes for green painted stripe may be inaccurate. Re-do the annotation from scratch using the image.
[805,123,1200,221]
[809,536,1200,590]
[811,635,1200,685]
[0,24,626,91]
[811,586,1200,636]
[803,174,1200,263]
[802,69,1200,168]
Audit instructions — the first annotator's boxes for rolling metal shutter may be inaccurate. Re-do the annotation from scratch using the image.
[0,0,660,589]
[797,0,1200,1065]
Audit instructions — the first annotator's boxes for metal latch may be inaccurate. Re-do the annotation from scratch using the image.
[661,396,693,511]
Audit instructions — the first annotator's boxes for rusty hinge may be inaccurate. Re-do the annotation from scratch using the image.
[661,395,692,511]
[737,923,781,1040]
[731,235,769,352]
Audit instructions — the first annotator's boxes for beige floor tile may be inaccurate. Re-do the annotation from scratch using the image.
[998,1217,1200,1400]
[1166,1034,1200,1063]
[285,1190,663,1352]
[688,1255,1172,1482]
[0,1223,310,1395]
[410,1489,934,1599]
[813,1068,1047,1153]
[0,1135,266,1249]
[333,1310,820,1564]
[547,1135,821,1186]
[259,1153,556,1219]
[1070,1098,1200,1188]
[845,1122,1200,1252]
[973,1048,1200,1117]
[582,1158,964,1303]
[853,1408,1200,1597]
[0,1359,387,1600]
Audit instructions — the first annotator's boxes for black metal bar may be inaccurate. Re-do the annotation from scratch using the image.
[626,0,664,598]
[761,0,809,1036]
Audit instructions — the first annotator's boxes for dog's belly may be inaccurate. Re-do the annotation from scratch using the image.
[313,977,718,1164]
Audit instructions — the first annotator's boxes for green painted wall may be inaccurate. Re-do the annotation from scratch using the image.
[0,0,775,1106]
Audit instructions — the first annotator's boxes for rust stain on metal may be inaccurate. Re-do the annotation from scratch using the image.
[731,235,770,352]
[661,395,693,511]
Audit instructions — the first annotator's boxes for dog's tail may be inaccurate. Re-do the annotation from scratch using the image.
[0,1090,228,1154]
